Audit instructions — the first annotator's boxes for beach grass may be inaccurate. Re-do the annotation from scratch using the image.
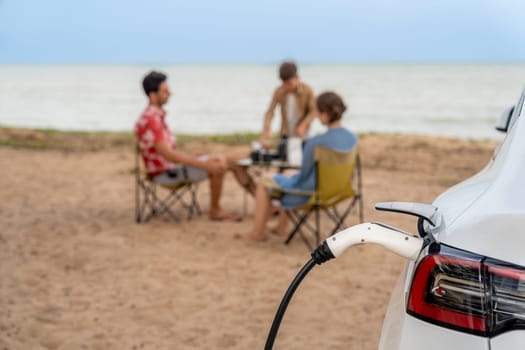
[0,125,491,153]
[0,126,261,151]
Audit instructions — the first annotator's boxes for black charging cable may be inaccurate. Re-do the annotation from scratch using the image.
[264,242,335,350]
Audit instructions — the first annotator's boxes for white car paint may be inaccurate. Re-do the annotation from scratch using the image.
[434,104,525,266]
[378,87,525,350]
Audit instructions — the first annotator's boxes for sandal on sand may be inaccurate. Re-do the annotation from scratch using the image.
[210,213,243,222]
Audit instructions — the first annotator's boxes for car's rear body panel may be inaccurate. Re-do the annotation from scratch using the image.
[491,331,525,349]
[434,108,525,267]
[379,88,525,349]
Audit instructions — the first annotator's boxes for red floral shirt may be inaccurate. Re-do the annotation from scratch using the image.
[135,105,176,177]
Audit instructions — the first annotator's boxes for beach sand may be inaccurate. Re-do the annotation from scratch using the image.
[0,134,497,350]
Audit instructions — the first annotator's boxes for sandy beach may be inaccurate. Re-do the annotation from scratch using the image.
[0,132,498,350]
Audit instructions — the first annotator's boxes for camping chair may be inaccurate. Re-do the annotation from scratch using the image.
[135,145,201,223]
[281,146,364,251]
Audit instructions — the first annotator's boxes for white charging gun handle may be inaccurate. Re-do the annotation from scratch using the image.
[325,222,423,260]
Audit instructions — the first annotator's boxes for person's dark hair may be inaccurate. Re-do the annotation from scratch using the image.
[142,71,167,97]
[279,61,298,81]
[316,91,347,123]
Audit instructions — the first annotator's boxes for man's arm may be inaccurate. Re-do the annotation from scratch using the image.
[155,140,226,175]
[262,89,279,139]
[295,88,318,138]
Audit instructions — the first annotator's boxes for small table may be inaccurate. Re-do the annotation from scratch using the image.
[236,158,301,216]
[237,158,300,172]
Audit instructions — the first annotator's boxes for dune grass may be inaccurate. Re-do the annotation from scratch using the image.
[0,126,261,151]
[1,125,483,153]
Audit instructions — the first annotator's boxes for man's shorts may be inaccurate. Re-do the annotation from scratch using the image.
[152,155,209,186]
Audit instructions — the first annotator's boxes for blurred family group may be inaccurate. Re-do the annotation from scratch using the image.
[135,61,357,241]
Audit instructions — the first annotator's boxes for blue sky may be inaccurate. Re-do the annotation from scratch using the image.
[0,0,524,63]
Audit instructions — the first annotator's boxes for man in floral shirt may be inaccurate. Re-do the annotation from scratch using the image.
[135,71,247,221]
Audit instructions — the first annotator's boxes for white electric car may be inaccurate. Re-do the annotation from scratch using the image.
[377,87,525,349]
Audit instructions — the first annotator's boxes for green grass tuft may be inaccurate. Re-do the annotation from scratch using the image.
[0,126,261,151]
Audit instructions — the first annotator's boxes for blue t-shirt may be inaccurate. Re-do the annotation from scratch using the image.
[273,127,357,209]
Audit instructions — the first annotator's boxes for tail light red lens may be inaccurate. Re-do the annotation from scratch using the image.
[407,244,525,337]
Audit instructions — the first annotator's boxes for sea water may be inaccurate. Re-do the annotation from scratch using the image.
[0,63,524,139]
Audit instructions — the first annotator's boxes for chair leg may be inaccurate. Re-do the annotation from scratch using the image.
[356,155,364,223]
[166,187,192,220]
[284,210,302,245]
[148,186,181,222]
[185,184,202,220]
[191,184,202,215]
[284,210,314,252]
[137,181,157,223]
[136,179,202,223]
[315,209,320,246]
[135,179,141,223]
[285,211,308,242]
[358,195,364,223]
[327,197,358,236]
[166,184,201,221]
[325,208,344,236]
[177,189,192,220]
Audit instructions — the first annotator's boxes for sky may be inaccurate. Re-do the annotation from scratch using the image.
[0,0,524,64]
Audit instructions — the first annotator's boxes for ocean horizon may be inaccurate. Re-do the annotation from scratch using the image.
[1,63,524,140]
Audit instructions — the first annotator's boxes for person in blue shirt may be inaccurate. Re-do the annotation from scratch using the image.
[236,91,358,241]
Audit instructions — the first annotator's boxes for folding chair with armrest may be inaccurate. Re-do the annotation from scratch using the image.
[135,145,201,223]
[275,145,364,251]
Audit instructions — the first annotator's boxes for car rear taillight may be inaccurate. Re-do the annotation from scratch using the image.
[407,244,525,337]
[486,261,525,335]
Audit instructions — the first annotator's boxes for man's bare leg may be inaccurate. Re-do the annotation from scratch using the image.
[207,172,242,221]
[208,172,224,218]
[272,210,289,236]
[205,157,241,221]
[227,158,255,196]
[235,183,271,241]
